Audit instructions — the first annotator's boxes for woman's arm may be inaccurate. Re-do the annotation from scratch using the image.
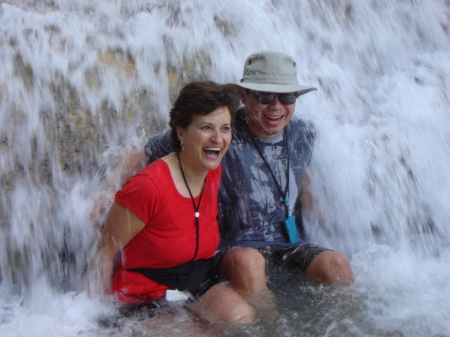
[86,201,146,296]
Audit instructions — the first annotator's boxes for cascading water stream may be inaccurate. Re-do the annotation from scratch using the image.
[0,1,449,336]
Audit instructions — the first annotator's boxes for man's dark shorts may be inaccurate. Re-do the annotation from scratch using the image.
[215,243,330,274]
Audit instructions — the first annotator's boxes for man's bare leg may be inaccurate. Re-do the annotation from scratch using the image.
[305,251,354,284]
[220,247,276,318]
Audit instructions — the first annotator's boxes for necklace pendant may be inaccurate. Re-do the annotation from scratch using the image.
[282,199,288,204]
[195,212,200,218]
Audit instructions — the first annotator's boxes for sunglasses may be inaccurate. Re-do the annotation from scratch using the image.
[247,90,299,105]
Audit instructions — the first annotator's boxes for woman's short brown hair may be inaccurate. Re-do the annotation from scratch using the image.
[169,81,239,152]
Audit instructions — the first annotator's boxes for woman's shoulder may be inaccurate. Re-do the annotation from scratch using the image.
[124,159,171,190]
[138,158,170,175]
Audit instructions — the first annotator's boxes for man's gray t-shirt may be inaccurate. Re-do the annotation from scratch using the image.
[145,113,315,249]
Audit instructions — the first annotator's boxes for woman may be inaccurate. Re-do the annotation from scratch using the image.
[88,81,254,324]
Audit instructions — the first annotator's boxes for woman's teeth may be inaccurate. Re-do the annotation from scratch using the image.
[203,147,221,156]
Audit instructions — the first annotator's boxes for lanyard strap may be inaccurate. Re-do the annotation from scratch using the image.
[244,122,290,217]
[177,152,206,261]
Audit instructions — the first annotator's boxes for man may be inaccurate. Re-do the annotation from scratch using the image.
[145,51,353,303]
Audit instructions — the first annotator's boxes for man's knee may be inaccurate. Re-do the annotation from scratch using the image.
[222,247,265,276]
[220,247,267,292]
[306,251,354,284]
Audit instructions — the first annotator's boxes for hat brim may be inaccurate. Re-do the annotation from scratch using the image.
[236,82,317,95]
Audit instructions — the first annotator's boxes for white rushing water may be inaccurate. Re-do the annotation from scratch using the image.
[0,0,449,336]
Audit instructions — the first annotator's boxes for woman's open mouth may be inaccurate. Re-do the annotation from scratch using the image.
[203,147,222,159]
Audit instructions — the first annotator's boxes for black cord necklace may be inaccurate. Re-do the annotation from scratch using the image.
[177,152,206,261]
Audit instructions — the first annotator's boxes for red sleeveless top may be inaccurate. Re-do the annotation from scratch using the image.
[111,159,221,304]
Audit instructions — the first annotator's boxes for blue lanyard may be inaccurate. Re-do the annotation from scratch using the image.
[245,121,290,217]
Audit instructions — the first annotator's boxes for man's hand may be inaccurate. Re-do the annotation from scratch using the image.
[90,137,148,228]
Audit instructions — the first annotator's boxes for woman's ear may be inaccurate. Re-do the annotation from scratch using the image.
[176,126,185,144]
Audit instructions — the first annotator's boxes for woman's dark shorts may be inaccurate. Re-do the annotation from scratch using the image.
[130,257,219,300]
[98,258,220,328]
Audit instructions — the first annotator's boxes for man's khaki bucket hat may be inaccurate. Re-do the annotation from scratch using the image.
[237,50,317,95]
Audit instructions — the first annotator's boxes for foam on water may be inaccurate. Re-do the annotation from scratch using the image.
[0,0,449,336]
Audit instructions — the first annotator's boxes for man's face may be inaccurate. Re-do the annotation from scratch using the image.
[241,89,297,138]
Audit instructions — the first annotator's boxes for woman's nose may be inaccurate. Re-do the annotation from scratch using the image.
[211,129,222,142]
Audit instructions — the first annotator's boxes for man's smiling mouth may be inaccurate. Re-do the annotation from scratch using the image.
[265,115,284,122]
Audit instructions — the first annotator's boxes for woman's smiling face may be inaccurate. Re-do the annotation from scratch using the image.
[177,106,232,173]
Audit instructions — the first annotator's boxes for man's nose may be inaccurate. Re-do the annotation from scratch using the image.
[268,95,283,108]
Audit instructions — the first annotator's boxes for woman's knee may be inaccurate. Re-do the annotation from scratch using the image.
[225,300,255,324]
[196,284,255,324]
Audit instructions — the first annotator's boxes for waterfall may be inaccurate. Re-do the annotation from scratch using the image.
[0,0,449,336]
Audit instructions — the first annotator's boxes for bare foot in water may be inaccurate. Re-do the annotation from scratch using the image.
[243,288,278,321]
[134,312,214,337]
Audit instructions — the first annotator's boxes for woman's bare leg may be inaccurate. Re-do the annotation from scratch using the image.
[190,283,255,324]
